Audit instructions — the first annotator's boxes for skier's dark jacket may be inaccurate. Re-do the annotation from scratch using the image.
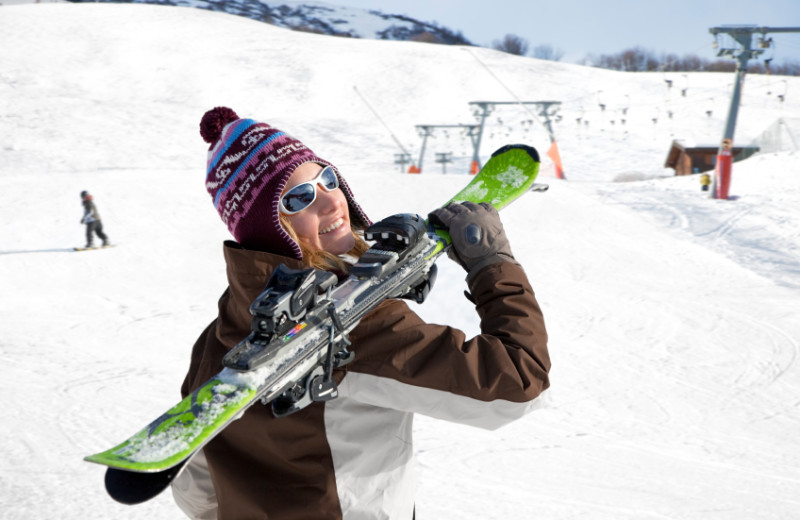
[173,240,551,520]
[80,198,100,224]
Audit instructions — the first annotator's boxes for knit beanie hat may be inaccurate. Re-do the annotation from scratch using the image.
[200,107,370,258]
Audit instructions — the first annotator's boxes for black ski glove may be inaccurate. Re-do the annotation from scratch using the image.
[429,201,516,280]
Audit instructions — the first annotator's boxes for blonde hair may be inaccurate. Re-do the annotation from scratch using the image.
[279,213,369,272]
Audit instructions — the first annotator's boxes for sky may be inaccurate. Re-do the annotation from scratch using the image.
[340,0,800,64]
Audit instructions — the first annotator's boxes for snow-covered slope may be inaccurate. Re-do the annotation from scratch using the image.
[1,3,799,519]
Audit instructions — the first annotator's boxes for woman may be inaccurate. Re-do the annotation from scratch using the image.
[172,107,551,520]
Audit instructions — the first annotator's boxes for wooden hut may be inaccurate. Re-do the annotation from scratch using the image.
[664,140,759,175]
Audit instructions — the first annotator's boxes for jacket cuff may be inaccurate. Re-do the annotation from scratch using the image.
[465,253,518,284]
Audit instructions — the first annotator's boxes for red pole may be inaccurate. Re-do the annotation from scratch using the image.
[546,139,566,180]
[714,154,732,200]
[714,138,733,200]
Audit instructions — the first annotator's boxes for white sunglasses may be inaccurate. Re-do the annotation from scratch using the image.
[279,166,340,215]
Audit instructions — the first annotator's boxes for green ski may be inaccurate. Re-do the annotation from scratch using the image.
[85,144,541,505]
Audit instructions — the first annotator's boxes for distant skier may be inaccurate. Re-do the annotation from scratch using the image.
[79,190,109,248]
[700,173,711,192]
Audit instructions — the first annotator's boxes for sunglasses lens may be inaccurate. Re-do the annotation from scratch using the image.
[282,184,316,214]
[320,167,339,191]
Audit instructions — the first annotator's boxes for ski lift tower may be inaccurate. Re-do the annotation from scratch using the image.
[469,101,561,172]
[414,124,480,173]
[708,25,800,199]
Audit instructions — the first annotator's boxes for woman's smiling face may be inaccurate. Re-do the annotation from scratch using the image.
[282,162,355,256]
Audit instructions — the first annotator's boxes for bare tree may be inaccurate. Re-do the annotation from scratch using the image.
[586,46,798,76]
[532,44,564,62]
[679,55,703,71]
[618,47,659,71]
[492,34,529,56]
[773,60,800,75]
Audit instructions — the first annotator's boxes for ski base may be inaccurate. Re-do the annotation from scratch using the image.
[105,462,187,505]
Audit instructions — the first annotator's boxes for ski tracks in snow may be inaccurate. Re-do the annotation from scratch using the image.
[587,179,800,409]
[592,178,800,291]
[470,179,800,518]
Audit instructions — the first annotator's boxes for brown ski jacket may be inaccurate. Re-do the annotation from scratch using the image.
[173,241,551,519]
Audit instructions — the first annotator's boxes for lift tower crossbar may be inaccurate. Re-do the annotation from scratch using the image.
[414,124,480,172]
[469,101,561,170]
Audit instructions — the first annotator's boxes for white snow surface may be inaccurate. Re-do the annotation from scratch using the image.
[1,3,800,519]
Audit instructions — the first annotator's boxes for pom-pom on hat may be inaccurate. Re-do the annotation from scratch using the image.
[200,107,369,258]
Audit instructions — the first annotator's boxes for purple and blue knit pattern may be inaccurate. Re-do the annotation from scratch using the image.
[205,119,319,254]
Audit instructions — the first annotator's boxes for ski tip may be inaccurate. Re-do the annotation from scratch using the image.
[491,144,540,163]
